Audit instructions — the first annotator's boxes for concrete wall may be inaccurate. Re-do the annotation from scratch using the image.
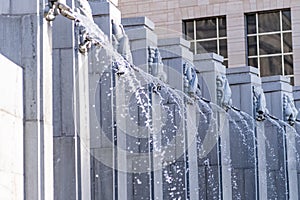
[0,54,23,200]
[118,0,300,85]
[0,1,54,199]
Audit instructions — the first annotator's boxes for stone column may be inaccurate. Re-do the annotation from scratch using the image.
[262,76,298,200]
[122,16,159,200]
[158,38,199,200]
[227,66,267,200]
[293,86,300,198]
[0,0,54,199]
[52,0,92,199]
[89,1,121,199]
[194,53,232,200]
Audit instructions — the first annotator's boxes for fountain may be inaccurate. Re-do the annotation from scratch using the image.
[1,0,300,200]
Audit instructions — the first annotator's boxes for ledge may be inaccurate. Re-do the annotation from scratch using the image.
[194,53,224,63]
[122,17,155,31]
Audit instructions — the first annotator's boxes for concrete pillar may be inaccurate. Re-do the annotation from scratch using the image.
[293,86,300,198]
[227,66,267,200]
[158,37,199,199]
[262,76,298,200]
[52,1,91,199]
[89,1,121,199]
[122,16,159,200]
[194,53,232,200]
[0,1,54,199]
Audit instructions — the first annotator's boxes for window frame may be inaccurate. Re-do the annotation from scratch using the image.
[246,9,293,80]
[183,16,228,66]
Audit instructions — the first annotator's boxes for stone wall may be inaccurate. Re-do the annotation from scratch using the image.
[0,54,23,200]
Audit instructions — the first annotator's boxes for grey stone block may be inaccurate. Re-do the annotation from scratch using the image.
[125,28,157,43]
[194,53,224,63]
[226,66,259,75]
[54,136,77,200]
[11,0,37,14]
[90,1,111,15]
[158,38,190,48]
[0,16,22,66]
[262,75,292,93]
[90,155,114,200]
[122,16,155,31]
[53,16,74,49]
[60,49,75,136]
[53,49,62,137]
[0,0,10,14]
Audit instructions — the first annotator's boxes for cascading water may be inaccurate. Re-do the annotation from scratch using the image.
[44,2,300,200]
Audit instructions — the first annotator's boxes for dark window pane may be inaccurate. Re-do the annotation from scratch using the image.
[190,42,196,54]
[196,18,217,39]
[282,10,292,31]
[184,21,194,40]
[260,56,282,76]
[284,55,293,75]
[197,40,217,54]
[258,11,280,33]
[247,36,257,56]
[248,58,258,68]
[247,14,257,34]
[219,39,228,58]
[283,32,293,53]
[219,17,227,37]
[259,34,281,55]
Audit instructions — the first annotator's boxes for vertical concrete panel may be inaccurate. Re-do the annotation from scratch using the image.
[0,55,24,200]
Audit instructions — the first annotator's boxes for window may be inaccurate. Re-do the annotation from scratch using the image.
[183,16,228,67]
[246,10,293,83]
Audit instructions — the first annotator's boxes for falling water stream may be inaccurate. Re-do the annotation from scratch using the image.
[58,7,300,200]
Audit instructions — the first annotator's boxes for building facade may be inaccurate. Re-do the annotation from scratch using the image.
[118,0,300,85]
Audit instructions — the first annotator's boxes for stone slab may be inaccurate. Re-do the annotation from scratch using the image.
[194,53,224,63]
[122,16,155,31]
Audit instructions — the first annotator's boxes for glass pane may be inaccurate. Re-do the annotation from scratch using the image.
[260,56,282,76]
[196,40,217,54]
[247,36,257,56]
[184,21,194,40]
[282,10,292,31]
[283,33,293,53]
[247,14,256,34]
[258,11,280,33]
[190,42,196,54]
[259,34,281,55]
[219,39,228,58]
[219,17,227,37]
[248,58,258,68]
[284,55,293,75]
[196,18,217,39]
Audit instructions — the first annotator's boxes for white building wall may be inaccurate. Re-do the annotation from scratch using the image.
[0,54,24,200]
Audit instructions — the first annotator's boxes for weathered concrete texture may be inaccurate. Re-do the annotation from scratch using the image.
[0,54,23,200]
[227,66,261,114]
[54,137,77,200]
[158,37,198,199]
[123,17,157,69]
[0,16,22,65]
[90,0,121,38]
[195,53,232,200]
[262,75,299,199]
[227,66,265,199]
